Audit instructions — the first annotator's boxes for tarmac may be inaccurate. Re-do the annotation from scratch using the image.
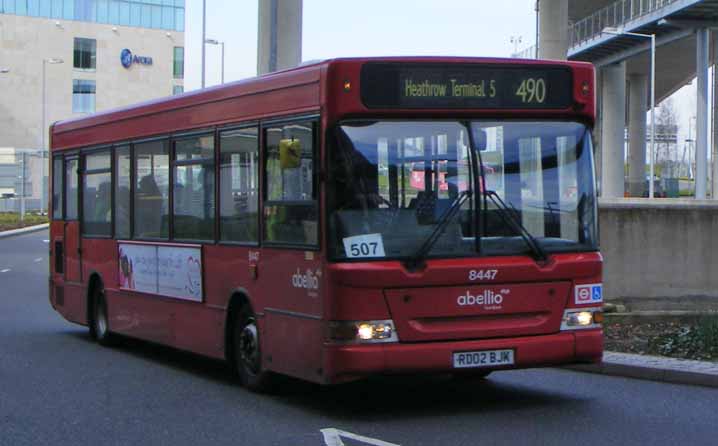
[2,223,717,388]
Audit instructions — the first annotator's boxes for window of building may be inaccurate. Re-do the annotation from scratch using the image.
[264,120,318,246]
[172,85,184,95]
[73,38,96,71]
[220,127,259,243]
[173,134,215,241]
[3,0,185,32]
[173,47,184,79]
[72,80,96,113]
[115,145,131,239]
[65,158,79,220]
[52,156,63,220]
[82,151,112,236]
[134,139,169,239]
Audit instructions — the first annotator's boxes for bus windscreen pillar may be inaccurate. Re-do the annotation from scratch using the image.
[600,62,626,198]
[257,0,302,75]
[696,28,710,199]
[628,74,648,198]
[538,0,568,60]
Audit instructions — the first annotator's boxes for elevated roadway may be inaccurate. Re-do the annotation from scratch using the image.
[533,0,718,199]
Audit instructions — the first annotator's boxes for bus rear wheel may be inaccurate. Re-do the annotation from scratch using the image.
[91,286,114,346]
[234,306,272,392]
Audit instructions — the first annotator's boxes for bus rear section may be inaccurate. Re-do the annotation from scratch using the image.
[318,62,601,382]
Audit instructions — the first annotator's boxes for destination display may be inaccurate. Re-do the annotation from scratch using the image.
[360,63,573,109]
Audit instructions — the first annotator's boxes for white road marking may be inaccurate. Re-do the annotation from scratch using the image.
[321,428,400,446]
[34,258,43,263]
[1,269,10,273]
[42,240,50,243]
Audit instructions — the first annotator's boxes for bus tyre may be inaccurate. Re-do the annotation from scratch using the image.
[91,286,114,346]
[234,306,272,392]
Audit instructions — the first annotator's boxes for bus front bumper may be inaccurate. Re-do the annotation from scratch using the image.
[322,329,602,384]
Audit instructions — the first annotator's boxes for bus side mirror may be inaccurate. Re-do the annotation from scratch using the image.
[279,139,302,169]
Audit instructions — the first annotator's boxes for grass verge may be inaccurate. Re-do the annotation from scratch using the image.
[0,212,48,232]
[605,315,718,362]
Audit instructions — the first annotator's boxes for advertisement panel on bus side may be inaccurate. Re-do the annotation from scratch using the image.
[118,243,203,301]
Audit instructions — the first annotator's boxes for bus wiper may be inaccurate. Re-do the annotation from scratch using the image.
[406,190,471,269]
[483,190,548,262]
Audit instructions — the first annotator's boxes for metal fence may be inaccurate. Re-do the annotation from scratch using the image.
[511,45,537,59]
[569,0,681,48]
[0,148,48,213]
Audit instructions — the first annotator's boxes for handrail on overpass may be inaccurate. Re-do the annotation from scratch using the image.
[569,0,680,48]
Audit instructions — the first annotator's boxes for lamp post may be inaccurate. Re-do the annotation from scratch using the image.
[205,38,225,84]
[42,58,63,215]
[602,27,656,198]
[201,0,206,88]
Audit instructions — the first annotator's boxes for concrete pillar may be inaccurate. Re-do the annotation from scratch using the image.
[628,74,648,197]
[713,56,718,198]
[257,0,302,75]
[696,28,710,199]
[538,0,568,60]
[601,62,627,198]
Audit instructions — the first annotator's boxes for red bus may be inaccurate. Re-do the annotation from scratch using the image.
[49,57,602,390]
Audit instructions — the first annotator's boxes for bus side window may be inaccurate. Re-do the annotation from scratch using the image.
[173,133,215,241]
[82,151,112,236]
[52,156,64,220]
[219,126,259,243]
[65,158,79,220]
[115,145,131,239]
[263,120,318,246]
[133,139,170,239]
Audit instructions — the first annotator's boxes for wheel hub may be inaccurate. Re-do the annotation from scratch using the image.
[239,322,260,373]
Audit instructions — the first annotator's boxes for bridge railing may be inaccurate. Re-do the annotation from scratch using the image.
[569,0,679,48]
[511,45,537,59]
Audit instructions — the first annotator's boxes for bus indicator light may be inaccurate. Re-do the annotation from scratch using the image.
[343,80,352,92]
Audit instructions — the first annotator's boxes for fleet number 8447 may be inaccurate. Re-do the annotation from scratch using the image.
[468,269,498,281]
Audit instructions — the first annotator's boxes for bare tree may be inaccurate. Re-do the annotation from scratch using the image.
[654,98,680,177]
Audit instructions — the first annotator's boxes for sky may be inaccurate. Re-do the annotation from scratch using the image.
[184,0,538,89]
[182,0,701,158]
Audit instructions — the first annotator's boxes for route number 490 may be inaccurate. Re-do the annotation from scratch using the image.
[469,269,498,281]
[515,78,546,104]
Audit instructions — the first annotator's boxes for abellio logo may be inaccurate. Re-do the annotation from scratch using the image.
[291,268,320,290]
[457,290,504,307]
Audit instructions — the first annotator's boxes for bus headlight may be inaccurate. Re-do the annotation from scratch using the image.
[327,319,399,343]
[560,308,602,330]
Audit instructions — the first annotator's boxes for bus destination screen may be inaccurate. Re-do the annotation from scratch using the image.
[360,63,574,110]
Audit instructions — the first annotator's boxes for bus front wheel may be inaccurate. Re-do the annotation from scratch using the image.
[234,306,272,391]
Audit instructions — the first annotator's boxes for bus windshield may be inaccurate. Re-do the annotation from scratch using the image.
[328,120,597,261]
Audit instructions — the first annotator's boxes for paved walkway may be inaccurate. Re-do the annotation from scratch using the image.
[568,351,718,388]
[0,223,48,239]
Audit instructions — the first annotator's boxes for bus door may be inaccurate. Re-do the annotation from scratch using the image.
[261,119,323,382]
[64,156,82,284]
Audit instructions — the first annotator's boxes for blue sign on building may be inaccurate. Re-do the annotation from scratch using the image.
[120,49,153,69]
